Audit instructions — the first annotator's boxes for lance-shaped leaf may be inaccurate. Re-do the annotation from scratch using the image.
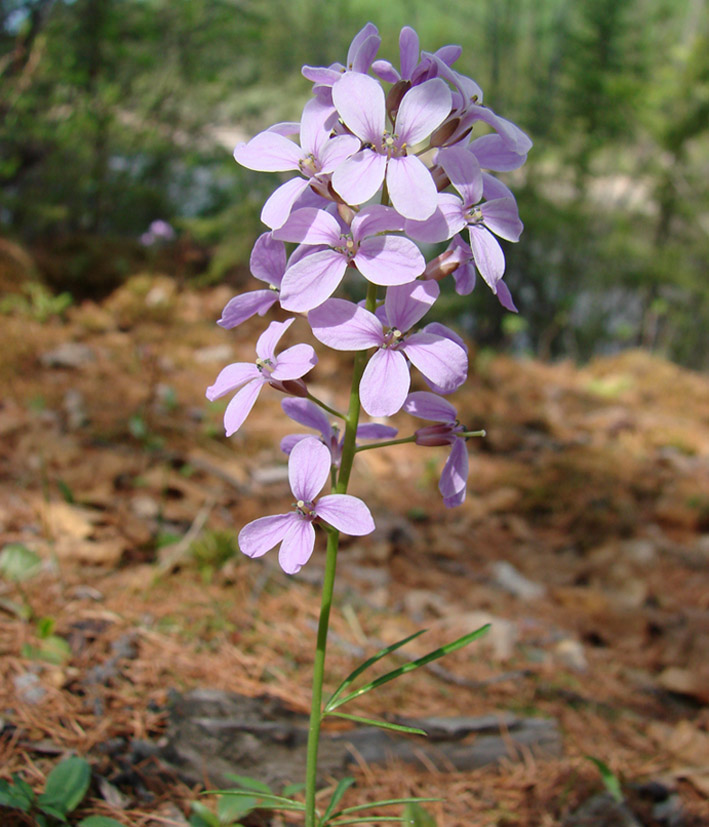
[326,711,427,736]
[320,777,355,824]
[327,625,490,711]
[332,797,442,820]
[205,790,305,811]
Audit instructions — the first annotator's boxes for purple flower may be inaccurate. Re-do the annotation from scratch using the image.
[308,281,468,417]
[443,235,518,312]
[233,97,360,228]
[330,73,452,220]
[280,398,397,466]
[206,319,317,436]
[273,205,424,312]
[302,22,381,88]
[372,26,461,85]
[403,391,470,508]
[238,437,375,574]
[140,219,176,246]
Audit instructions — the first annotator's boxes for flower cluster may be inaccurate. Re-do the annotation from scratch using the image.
[207,22,530,574]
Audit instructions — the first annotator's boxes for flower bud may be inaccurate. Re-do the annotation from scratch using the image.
[430,164,450,192]
[414,423,457,447]
[424,250,462,282]
[429,117,460,148]
[386,79,411,121]
[269,378,310,398]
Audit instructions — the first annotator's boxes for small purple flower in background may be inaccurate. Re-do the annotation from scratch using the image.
[140,219,176,246]
[206,318,317,436]
[308,281,468,417]
[403,391,471,508]
[280,398,397,466]
[238,437,375,574]
[273,205,424,312]
[331,73,452,219]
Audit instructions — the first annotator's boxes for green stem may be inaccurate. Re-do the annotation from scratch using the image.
[303,280,378,827]
[355,435,417,452]
[306,392,347,421]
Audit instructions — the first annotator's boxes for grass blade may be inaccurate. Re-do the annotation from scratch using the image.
[326,711,427,736]
[204,790,305,811]
[320,777,355,824]
[334,798,442,816]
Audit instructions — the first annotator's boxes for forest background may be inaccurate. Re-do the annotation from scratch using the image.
[1,0,708,367]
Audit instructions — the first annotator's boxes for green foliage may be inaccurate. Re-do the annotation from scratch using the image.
[21,616,72,665]
[0,543,41,582]
[0,282,72,321]
[586,756,624,803]
[403,802,437,826]
[189,530,240,578]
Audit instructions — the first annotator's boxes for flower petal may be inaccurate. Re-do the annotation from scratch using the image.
[239,513,296,558]
[403,333,468,393]
[356,423,398,440]
[422,321,468,354]
[233,131,303,172]
[316,495,375,535]
[331,149,387,208]
[318,133,362,173]
[206,362,260,401]
[396,78,451,146]
[217,290,278,329]
[282,398,332,437]
[403,391,457,423]
[440,438,468,507]
[281,433,311,455]
[255,318,295,362]
[278,518,316,574]
[495,279,518,312]
[223,377,265,436]
[270,343,318,381]
[351,205,404,240]
[355,235,424,286]
[332,72,385,143]
[470,134,527,171]
[399,26,420,79]
[437,146,483,207]
[386,155,438,220]
[273,207,342,246]
[309,299,383,350]
[360,348,410,416]
[288,437,332,502]
[250,232,287,286]
[468,225,505,287]
[405,193,465,243]
[481,198,523,242]
[385,279,439,331]
[261,177,310,229]
[279,250,348,313]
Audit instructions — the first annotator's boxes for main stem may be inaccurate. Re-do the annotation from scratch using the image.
[303,281,379,826]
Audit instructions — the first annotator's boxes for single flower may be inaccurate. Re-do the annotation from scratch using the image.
[238,437,375,574]
[206,318,317,436]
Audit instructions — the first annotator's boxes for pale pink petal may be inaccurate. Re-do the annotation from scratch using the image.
[355,236,424,286]
[273,207,342,246]
[318,133,362,173]
[331,150,387,207]
[403,390,457,423]
[482,172,515,201]
[278,518,316,574]
[281,433,310,454]
[308,299,383,350]
[261,177,310,230]
[386,155,438,220]
[332,73,385,143]
[282,398,332,437]
[356,423,398,440]
[371,60,400,83]
[385,280,439,331]
[270,343,317,380]
[206,362,260,401]
[494,279,518,313]
[470,134,527,171]
[300,97,336,157]
[288,437,331,502]
[360,348,410,417]
[403,333,467,393]
[279,250,348,313]
[396,79,451,146]
[440,438,468,507]
[316,494,375,535]
[351,205,404,240]
[437,146,483,207]
[405,193,465,243]
[250,232,286,285]
[422,322,468,354]
[302,65,343,85]
[233,131,303,172]
[256,318,295,361]
[399,26,420,79]
[223,377,265,436]
[239,513,296,558]
[468,225,505,287]
[217,290,278,329]
[481,199,523,242]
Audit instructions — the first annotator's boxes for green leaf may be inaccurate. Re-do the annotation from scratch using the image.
[325,630,428,712]
[0,776,35,811]
[586,756,623,803]
[218,793,257,822]
[325,712,427,736]
[282,782,305,797]
[38,756,91,815]
[37,616,55,638]
[222,774,272,794]
[403,802,437,826]
[77,818,126,827]
[0,544,42,582]
[328,818,413,825]
[189,802,221,827]
[205,790,305,811]
[320,777,355,824]
[37,801,69,821]
[22,634,72,665]
[334,798,441,817]
[329,625,490,710]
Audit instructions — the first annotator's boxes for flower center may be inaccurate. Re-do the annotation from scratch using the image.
[464,206,484,225]
[255,357,275,375]
[294,499,316,519]
[381,328,403,349]
[379,131,407,159]
[298,154,320,178]
[334,233,358,260]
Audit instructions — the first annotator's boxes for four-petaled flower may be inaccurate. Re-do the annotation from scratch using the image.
[403,391,471,508]
[308,280,467,417]
[206,318,317,436]
[238,437,375,574]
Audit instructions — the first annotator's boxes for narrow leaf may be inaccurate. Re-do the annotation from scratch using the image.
[335,798,442,817]
[586,756,623,803]
[325,630,428,711]
[326,711,427,736]
[403,802,437,826]
[205,790,305,811]
[321,777,356,824]
[328,818,413,825]
[222,774,272,794]
[330,625,490,710]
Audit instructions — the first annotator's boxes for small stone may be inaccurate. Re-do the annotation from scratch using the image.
[555,638,588,672]
[619,538,657,565]
[491,561,546,601]
[130,495,161,520]
[14,672,46,704]
[40,342,95,369]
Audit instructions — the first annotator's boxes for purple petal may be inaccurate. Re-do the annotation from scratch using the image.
[403,391,457,423]
[350,33,381,73]
[299,97,336,157]
[371,60,400,83]
[405,193,465,243]
[386,155,438,220]
[399,26,420,79]
[332,73,385,143]
[270,343,317,381]
[347,22,379,68]
[217,290,278,329]
[233,131,303,172]
[494,279,518,313]
[396,79,451,145]
[355,236,424,286]
[468,225,505,287]
[279,250,348,313]
[453,261,476,295]
[356,423,398,440]
[261,177,310,230]
[351,205,404,240]
[288,437,331,502]
[402,333,468,393]
[318,133,362,173]
[331,150,387,208]
[238,513,297,558]
[482,172,515,201]
[281,433,310,455]
[309,299,383,350]
[273,207,342,246]
[302,65,344,85]
[278,518,316,574]
[433,44,462,68]
[223,377,265,436]
[267,121,300,136]
[385,280,439,331]
[206,362,260,401]
[282,398,332,437]
[316,494,375,535]
[422,321,468,354]
[437,146,483,207]
[481,199,523,242]
[470,134,527,171]
[465,105,532,154]
[360,348,410,416]
[250,232,286,286]
[440,438,468,507]
[255,318,295,362]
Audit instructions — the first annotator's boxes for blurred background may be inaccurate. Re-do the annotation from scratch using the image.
[1,0,708,366]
